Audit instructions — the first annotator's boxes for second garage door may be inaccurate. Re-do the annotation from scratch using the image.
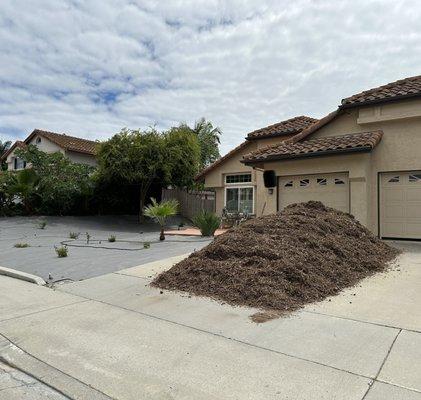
[380,171,421,239]
[278,173,349,212]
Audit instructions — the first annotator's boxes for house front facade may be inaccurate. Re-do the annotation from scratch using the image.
[1,129,98,171]
[199,75,421,240]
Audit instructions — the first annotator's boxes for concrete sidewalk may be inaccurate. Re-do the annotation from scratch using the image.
[0,247,420,399]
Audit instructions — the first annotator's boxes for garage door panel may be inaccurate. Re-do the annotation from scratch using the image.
[406,188,421,201]
[383,222,404,237]
[406,205,421,219]
[384,206,405,219]
[279,173,349,213]
[381,171,421,239]
[383,188,404,201]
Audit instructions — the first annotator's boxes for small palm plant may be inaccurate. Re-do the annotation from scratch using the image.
[143,198,178,241]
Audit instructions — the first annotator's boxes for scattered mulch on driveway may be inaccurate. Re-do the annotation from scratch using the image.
[152,201,399,314]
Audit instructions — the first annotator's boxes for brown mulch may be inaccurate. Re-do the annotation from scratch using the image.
[152,201,400,313]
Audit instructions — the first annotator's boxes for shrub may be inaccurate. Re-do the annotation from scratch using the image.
[69,232,79,239]
[108,235,116,242]
[193,211,221,236]
[14,243,29,248]
[38,221,47,229]
[55,245,68,258]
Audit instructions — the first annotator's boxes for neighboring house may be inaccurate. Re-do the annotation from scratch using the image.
[199,75,421,240]
[1,129,98,171]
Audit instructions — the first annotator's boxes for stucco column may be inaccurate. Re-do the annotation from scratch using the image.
[349,177,368,227]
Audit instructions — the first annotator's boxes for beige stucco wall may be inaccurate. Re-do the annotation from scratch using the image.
[66,150,97,166]
[28,135,64,153]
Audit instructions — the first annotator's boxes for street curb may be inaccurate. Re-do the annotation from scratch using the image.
[0,266,46,285]
[0,335,113,400]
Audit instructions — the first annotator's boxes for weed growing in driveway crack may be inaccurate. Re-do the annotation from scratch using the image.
[143,242,150,249]
[108,235,116,242]
[38,221,47,229]
[55,245,68,258]
[86,232,91,244]
[14,243,30,248]
[69,232,80,239]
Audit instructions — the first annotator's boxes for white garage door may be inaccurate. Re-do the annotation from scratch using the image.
[380,171,421,239]
[278,173,349,212]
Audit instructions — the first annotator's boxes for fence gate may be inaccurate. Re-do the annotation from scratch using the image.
[161,188,215,220]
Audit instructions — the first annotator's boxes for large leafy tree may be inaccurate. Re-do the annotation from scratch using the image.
[165,126,201,188]
[15,145,94,215]
[0,140,12,170]
[96,128,168,220]
[191,118,221,170]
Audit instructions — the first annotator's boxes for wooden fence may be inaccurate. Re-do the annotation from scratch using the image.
[161,188,215,220]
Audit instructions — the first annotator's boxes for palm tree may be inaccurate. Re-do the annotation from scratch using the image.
[192,118,221,169]
[144,198,178,241]
[8,169,39,214]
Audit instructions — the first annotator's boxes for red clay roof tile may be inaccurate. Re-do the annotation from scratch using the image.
[341,75,421,108]
[242,131,383,164]
[246,115,318,139]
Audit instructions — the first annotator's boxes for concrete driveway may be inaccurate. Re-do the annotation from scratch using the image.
[0,215,210,282]
[0,242,420,399]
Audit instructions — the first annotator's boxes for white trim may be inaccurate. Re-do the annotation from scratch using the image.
[224,185,255,214]
[225,173,252,185]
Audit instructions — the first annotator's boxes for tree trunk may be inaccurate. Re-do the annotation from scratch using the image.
[159,227,165,241]
[139,180,152,223]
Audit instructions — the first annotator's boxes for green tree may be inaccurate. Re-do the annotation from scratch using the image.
[15,145,94,215]
[165,126,200,188]
[191,118,221,169]
[8,169,39,214]
[0,171,20,215]
[144,198,178,240]
[96,128,169,221]
[0,140,12,170]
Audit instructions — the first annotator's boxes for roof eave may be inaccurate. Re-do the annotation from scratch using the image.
[241,146,374,166]
[340,92,421,110]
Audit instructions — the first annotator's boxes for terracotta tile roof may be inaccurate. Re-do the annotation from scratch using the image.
[242,131,383,164]
[195,140,252,181]
[341,75,421,108]
[0,141,27,161]
[246,115,318,139]
[286,110,339,144]
[28,129,98,155]
[196,116,315,180]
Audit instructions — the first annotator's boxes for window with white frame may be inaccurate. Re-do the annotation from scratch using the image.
[13,157,26,170]
[225,173,252,184]
[225,186,254,213]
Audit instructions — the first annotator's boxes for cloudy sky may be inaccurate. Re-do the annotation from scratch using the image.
[1,1,421,154]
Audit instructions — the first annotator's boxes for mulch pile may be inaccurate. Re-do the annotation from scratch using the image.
[152,201,399,313]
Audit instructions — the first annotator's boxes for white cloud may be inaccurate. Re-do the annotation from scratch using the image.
[1,0,421,153]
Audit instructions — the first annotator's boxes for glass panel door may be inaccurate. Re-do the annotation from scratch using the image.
[226,188,239,212]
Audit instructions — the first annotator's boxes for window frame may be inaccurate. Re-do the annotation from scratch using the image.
[225,173,252,185]
[224,185,255,214]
